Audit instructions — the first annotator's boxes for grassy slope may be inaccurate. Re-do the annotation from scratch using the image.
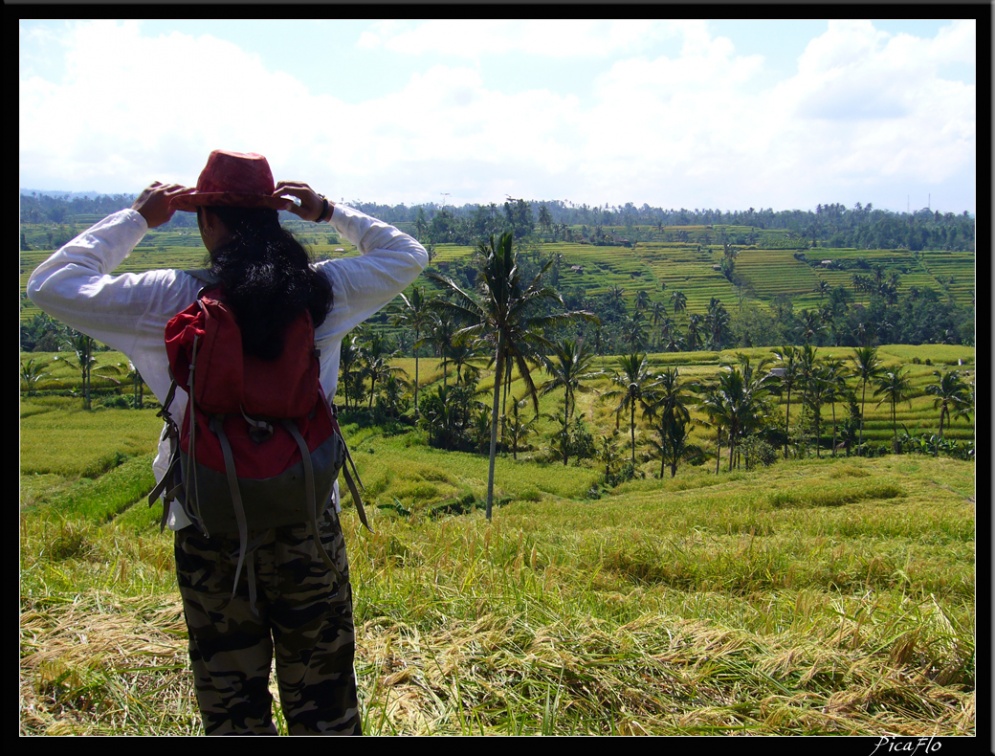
[20,391,975,736]
[18,223,975,735]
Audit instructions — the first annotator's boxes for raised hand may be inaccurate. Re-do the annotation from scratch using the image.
[274,181,332,223]
[133,182,194,228]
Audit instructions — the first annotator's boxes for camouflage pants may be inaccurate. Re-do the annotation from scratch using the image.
[174,506,361,735]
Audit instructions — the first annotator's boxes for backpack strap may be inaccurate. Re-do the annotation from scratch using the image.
[212,415,255,607]
[181,332,210,534]
[147,376,183,530]
[282,419,342,574]
[330,406,373,533]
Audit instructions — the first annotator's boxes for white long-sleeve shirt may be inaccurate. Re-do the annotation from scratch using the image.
[27,204,428,527]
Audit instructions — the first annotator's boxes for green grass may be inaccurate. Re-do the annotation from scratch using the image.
[20,373,975,735]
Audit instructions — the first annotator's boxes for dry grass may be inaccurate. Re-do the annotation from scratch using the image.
[19,390,975,736]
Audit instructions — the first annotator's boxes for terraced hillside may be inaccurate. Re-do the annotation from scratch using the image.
[19,222,974,330]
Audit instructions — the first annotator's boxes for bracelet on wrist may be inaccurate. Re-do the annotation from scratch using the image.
[316,196,330,223]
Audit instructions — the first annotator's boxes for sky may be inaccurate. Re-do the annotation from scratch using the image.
[19,18,978,215]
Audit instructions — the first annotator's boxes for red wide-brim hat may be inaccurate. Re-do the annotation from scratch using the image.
[170,150,293,212]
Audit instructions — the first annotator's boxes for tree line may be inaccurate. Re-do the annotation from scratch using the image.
[20,192,975,252]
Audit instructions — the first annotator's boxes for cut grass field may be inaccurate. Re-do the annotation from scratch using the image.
[20,383,975,735]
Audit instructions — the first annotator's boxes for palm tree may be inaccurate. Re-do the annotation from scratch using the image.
[606,285,626,316]
[504,399,537,460]
[685,313,703,351]
[649,301,668,330]
[701,355,773,471]
[643,367,696,478]
[925,370,973,452]
[604,352,653,466]
[338,333,363,411]
[822,357,851,457]
[447,332,488,386]
[670,290,687,317]
[704,298,730,351]
[362,332,405,410]
[55,328,122,410]
[796,344,828,457]
[20,357,49,396]
[624,309,649,352]
[391,285,435,417]
[873,368,913,453]
[429,232,595,519]
[851,346,883,454]
[540,338,600,465]
[796,309,823,345]
[663,329,685,353]
[424,310,460,389]
[771,346,800,459]
[731,353,774,468]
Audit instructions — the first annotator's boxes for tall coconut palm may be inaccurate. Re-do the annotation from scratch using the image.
[822,357,851,457]
[643,367,696,478]
[391,285,435,417]
[701,355,773,471]
[925,370,973,452]
[447,332,488,386]
[685,313,703,351]
[771,345,800,459]
[362,332,406,410]
[624,309,649,352]
[697,382,727,474]
[873,368,913,453]
[424,310,460,389]
[704,298,731,351]
[540,338,600,465]
[429,232,595,519]
[796,344,828,457]
[731,353,774,467]
[670,290,687,317]
[649,301,668,330]
[796,309,823,345]
[604,352,653,466]
[851,346,883,454]
[55,328,122,410]
[338,332,363,411]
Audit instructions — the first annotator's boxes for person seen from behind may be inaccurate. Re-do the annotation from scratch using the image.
[27,150,429,734]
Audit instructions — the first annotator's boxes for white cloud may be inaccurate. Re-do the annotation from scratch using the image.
[19,20,342,192]
[766,20,975,201]
[19,19,976,212]
[357,19,685,59]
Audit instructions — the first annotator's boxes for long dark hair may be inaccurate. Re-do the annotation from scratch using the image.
[204,206,333,360]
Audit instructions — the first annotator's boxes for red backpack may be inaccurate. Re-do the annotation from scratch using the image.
[149,285,369,606]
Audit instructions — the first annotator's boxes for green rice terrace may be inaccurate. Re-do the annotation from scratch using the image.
[20,340,975,735]
[19,212,975,736]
